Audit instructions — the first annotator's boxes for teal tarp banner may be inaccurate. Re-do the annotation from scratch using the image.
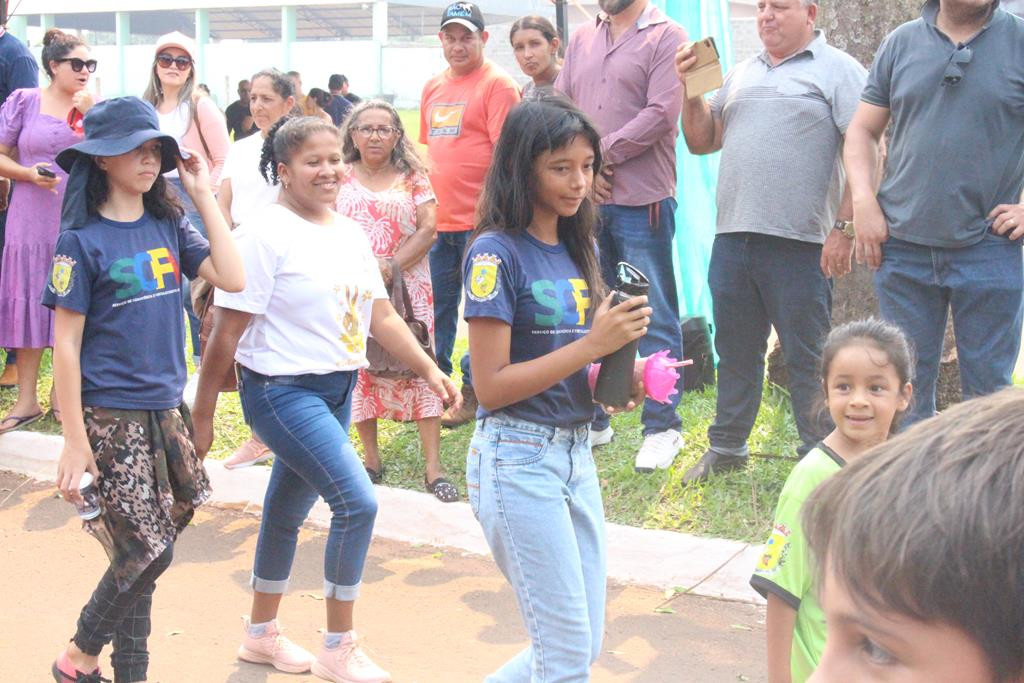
[657,0,734,324]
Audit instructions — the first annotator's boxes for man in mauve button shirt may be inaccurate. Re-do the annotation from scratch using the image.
[556,0,688,472]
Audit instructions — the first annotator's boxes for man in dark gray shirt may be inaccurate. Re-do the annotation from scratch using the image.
[846,0,1024,425]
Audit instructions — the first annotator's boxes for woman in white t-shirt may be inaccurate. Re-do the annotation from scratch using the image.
[217,68,293,228]
[214,68,295,468]
[192,116,459,682]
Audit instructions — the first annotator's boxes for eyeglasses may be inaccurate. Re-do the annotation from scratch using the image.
[353,125,398,139]
[55,58,98,73]
[942,46,972,87]
[156,53,193,71]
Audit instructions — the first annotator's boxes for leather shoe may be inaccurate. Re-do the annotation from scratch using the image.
[682,449,748,484]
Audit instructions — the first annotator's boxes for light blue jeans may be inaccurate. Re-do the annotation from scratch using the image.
[467,414,606,682]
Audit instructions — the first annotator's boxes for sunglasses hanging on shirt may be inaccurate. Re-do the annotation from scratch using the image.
[942,46,972,87]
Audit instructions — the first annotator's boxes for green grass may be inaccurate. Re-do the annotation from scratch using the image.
[1,341,798,543]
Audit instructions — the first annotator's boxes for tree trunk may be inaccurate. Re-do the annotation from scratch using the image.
[766,0,963,410]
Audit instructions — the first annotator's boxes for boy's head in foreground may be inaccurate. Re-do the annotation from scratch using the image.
[803,387,1024,683]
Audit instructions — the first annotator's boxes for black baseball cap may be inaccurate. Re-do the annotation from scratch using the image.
[440,2,485,32]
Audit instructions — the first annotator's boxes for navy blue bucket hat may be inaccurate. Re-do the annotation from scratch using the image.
[57,97,186,230]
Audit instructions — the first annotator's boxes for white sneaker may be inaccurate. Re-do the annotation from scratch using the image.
[589,425,614,447]
[634,429,683,472]
[312,631,391,682]
[237,617,315,673]
[183,370,200,410]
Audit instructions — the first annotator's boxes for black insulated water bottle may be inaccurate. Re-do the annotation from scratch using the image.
[593,262,650,408]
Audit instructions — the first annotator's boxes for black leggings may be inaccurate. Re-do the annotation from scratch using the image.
[73,543,174,683]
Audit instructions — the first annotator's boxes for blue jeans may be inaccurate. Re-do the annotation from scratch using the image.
[239,367,377,601]
[875,234,1024,426]
[591,199,684,435]
[467,414,606,682]
[708,233,833,456]
[169,178,206,364]
[429,230,471,378]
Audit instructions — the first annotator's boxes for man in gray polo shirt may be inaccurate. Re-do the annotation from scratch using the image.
[846,0,1024,425]
[676,0,866,481]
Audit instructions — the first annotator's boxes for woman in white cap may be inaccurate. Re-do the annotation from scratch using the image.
[142,31,229,371]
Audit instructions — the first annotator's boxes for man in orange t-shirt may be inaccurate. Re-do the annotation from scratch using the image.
[420,1,520,426]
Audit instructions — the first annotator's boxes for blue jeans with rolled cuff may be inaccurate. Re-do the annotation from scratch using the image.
[707,232,833,457]
[239,367,376,601]
[591,199,684,436]
[875,233,1024,426]
[467,413,606,682]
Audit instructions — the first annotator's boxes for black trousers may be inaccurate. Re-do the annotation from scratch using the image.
[73,543,174,683]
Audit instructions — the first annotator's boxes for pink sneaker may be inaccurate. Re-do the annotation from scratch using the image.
[51,650,107,682]
[224,437,273,469]
[237,618,315,673]
[312,632,391,683]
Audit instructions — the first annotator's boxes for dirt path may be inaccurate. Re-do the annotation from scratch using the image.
[0,471,765,682]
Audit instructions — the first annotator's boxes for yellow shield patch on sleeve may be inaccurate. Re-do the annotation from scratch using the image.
[51,255,77,297]
[756,523,791,574]
[468,253,502,302]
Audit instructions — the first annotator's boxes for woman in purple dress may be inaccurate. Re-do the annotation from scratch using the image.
[0,29,94,433]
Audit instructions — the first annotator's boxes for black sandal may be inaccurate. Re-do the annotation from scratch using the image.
[365,465,383,485]
[425,476,460,503]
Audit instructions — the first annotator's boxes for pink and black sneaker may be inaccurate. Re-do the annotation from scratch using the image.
[51,650,109,682]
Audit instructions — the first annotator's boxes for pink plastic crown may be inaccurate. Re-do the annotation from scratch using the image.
[587,349,692,404]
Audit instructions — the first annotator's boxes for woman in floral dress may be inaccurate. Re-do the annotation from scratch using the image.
[337,100,458,502]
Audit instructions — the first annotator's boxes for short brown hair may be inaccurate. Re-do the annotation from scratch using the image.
[803,387,1024,681]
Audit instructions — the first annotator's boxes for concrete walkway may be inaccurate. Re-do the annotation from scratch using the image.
[0,430,763,605]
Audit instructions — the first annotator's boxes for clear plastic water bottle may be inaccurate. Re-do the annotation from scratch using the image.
[75,472,101,521]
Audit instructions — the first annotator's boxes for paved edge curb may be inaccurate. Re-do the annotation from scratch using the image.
[0,430,764,605]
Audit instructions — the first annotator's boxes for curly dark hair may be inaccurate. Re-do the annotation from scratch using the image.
[42,29,88,79]
[259,116,342,185]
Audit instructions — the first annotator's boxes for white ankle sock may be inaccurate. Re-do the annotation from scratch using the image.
[323,630,352,649]
[248,619,274,637]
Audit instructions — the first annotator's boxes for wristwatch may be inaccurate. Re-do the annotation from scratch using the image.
[833,219,855,239]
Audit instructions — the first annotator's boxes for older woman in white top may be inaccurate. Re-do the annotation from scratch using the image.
[213,68,295,469]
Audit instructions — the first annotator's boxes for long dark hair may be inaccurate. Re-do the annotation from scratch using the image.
[472,98,605,300]
[85,160,184,223]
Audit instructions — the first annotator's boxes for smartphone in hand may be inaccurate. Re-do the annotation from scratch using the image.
[37,166,57,178]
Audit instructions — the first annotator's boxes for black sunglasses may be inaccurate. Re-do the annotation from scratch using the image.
[156,53,193,71]
[942,46,972,87]
[55,58,98,73]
